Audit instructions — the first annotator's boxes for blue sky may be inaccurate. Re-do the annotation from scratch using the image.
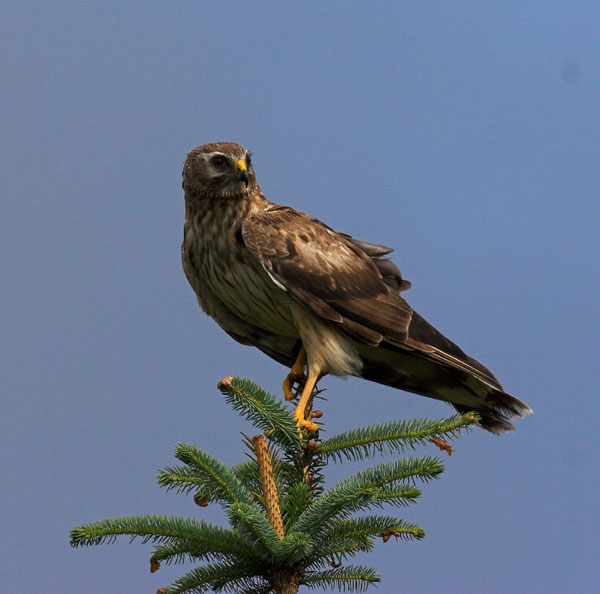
[2,3,599,593]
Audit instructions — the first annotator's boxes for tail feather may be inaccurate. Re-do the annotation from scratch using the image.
[453,388,532,434]
[358,347,532,434]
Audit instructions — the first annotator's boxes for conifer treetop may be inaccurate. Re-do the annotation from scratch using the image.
[70,377,479,593]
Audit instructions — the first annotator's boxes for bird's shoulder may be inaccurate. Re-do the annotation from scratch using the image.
[241,203,413,346]
[242,203,379,278]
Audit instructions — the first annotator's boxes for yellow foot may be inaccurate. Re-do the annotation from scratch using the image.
[283,373,302,401]
[295,414,319,435]
[283,346,306,401]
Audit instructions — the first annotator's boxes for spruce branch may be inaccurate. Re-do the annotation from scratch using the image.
[292,482,380,536]
[217,376,301,449]
[227,502,281,560]
[150,539,201,567]
[167,443,252,506]
[232,586,274,594]
[349,456,444,488]
[271,531,314,565]
[373,485,422,507]
[158,464,210,496]
[303,565,380,592]
[280,482,314,531]
[293,456,441,537]
[161,560,267,594]
[319,414,479,463]
[305,536,374,568]
[231,459,264,494]
[317,515,425,543]
[69,516,249,556]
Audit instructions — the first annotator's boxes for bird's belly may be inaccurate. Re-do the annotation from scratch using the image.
[202,252,298,337]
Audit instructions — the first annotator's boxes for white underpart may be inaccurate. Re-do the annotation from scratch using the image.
[290,302,363,378]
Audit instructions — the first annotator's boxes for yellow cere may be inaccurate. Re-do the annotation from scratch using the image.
[236,159,247,172]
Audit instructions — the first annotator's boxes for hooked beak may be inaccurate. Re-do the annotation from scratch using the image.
[236,159,249,187]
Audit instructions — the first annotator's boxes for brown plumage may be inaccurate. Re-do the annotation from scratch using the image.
[181,142,531,434]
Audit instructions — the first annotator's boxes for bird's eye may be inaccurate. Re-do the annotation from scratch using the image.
[211,155,228,169]
[246,152,252,167]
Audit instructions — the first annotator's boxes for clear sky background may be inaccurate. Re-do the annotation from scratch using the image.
[2,3,599,593]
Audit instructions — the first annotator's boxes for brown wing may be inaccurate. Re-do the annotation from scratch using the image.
[243,204,506,391]
[339,234,412,293]
[242,205,413,347]
[241,204,530,433]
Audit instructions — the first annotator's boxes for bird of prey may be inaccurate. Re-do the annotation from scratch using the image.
[181,142,531,434]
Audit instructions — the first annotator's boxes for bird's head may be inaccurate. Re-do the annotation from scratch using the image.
[182,142,256,199]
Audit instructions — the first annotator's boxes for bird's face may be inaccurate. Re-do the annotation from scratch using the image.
[182,142,256,198]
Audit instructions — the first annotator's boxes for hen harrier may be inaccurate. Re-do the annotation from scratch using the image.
[181,142,531,434]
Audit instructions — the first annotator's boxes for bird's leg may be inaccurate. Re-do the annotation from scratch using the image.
[294,370,320,434]
[283,346,306,401]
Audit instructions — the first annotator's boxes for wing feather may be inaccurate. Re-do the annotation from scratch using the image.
[242,205,509,391]
[340,234,411,292]
[242,206,413,346]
